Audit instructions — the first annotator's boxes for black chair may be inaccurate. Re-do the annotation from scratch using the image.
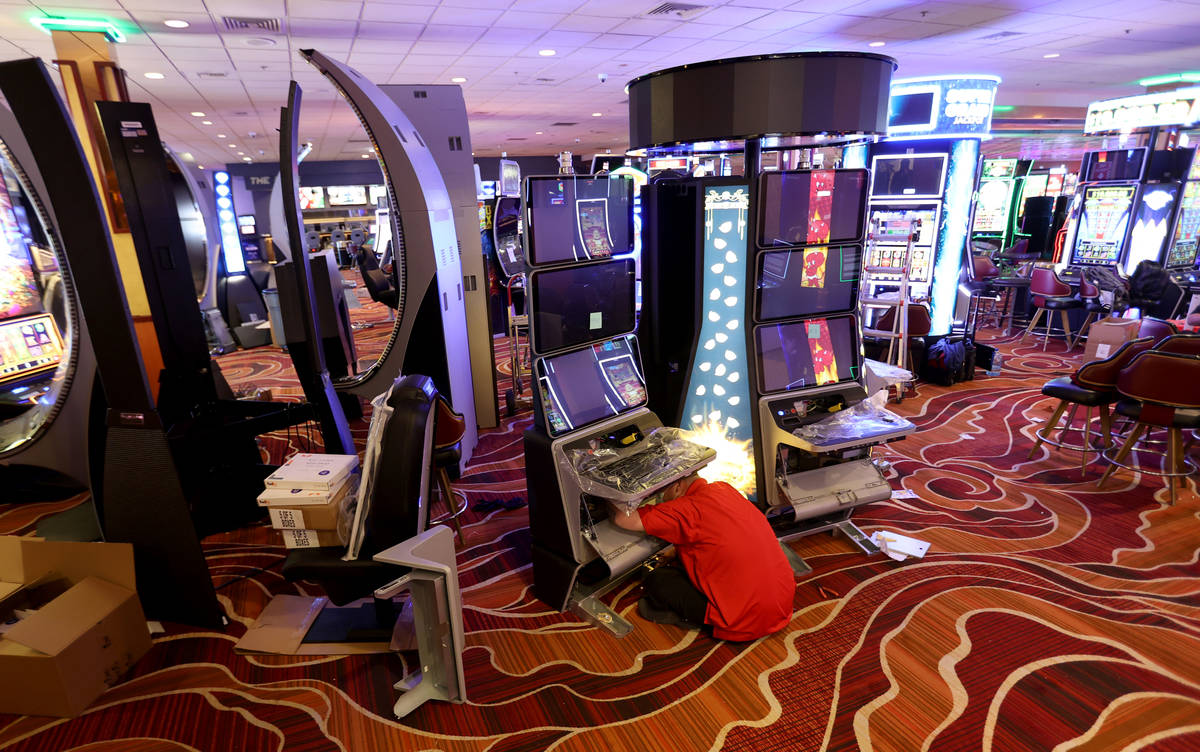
[430,396,469,543]
[355,245,399,310]
[282,374,437,606]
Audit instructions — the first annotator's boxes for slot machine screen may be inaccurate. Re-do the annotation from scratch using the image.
[327,185,367,206]
[755,313,859,393]
[535,334,647,436]
[972,178,1013,233]
[1124,183,1181,274]
[530,259,635,353]
[493,196,523,276]
[299,186,325,210]
[870,154,947,199]
[0,313,63,387]
[887,91,936,130]
[1166,181,1200,268]
[1085,149,1146,182]
[524,176,633,266]
[756,245,861,321]
[1189,153,1200,182]
[757,169,869,247]
[369,184,388,206]
[1071,184,1137,265]
[0,177,41,320]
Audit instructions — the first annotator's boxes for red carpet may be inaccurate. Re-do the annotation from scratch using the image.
[1,327,1198,751]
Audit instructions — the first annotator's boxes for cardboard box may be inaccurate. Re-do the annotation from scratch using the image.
[1081,317,1140,363]
[0,537,151,717]
[267,480,354,531]
[264,453,358,490]
[279,529,343,549]
[257,471,356,506]
[234,594,413,656]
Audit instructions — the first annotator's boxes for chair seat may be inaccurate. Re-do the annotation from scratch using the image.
[1115,398,1200,428]
[283,549,411,606]
[1084,300,1107,313]
[1042,376,1114,407]
[434,442,462,468]
[992,277,1031,288]
[1038,296,1082,310]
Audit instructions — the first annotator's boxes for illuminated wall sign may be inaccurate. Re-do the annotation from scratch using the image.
[213,170,246,275]
[886,76,1000,139]
[648,157,689,172]
[1084,87,1200,134]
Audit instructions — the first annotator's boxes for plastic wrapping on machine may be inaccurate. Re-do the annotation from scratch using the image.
[565,427,717,513]
[863,358,913,398]
[341,390,393,560]
[792,398,914,450]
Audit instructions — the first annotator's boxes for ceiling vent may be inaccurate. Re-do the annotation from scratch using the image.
[977,30,1022,41]
[196,72,228,79]
[551,121,578,126]
[222,16,281,32]
[644,2,708,19]
[507,137,528,141]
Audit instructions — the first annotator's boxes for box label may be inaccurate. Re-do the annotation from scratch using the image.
[1095,343,1112,359]
[282,530,318,548]
[269,508,305,529]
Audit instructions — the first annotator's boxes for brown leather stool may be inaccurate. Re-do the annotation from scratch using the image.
[1021,267,1081,351]
[431,397,469,543]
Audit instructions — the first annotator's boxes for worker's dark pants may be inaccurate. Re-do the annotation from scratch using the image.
[642,564,707,626]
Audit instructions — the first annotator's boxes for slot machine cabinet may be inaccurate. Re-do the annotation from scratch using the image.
[522,175,716,636]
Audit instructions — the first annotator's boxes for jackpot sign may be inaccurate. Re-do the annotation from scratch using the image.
[887,76,1000,139]
[1085,87,1200,134]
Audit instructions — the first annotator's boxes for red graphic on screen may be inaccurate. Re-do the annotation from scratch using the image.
[807,170,835,245]
[802,247,828,288]
[805,317,839,386]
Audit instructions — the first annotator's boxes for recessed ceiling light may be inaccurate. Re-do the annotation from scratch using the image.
[144,72,164,80]
[451,76,467,83]
[164,19,189,29]
[868,41,886,47]
[242,157,252,162]
[201,120,213,125]
[244,37,276,47]
[591,112,602,117]
[1043,52,1060,59]
[361,154,372,158]
[198,165,205,170]
[228,144,237,148]
[217,134,226,138]
[535,131,543,135]
[190,111,205,117]
[237,151,244,156]
[538,49,556,57]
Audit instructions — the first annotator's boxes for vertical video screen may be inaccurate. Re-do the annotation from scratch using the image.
[756,245,861,321]
[0,177,42,321]
[758,169,868,247]
[526,176,634,265]
[756,314,858,393]
[530,259,636,353]
[536,335,647,436]
[1072,185,1136,265]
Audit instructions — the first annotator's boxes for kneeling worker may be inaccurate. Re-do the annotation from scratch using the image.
[609,473,795,641]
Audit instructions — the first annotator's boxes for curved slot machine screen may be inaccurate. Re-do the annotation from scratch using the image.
[530,259,635,354]
[758,169,868,247]
[0,313,63,387]
[535,334,647,436]
[493,196,523,277]
[1071,184,1136,265]
[524,176,634,266]
[0,176,41,321]
[756,245,861,320]
[1166,181,1200,269]
[755,314,859,393]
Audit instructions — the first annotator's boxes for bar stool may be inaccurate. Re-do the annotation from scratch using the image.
[430,397,469,543]
[1155,332,1200,356]
[1097,351,1200,504]
[1070,278,1108,349]
[1021,267,1081,351]
[960,253,1000,334]
[1028,337,1155,477]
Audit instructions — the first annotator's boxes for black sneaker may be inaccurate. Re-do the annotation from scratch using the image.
[636,599,703,630]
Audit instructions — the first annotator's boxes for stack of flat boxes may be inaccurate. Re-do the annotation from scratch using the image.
[258,453,359,549]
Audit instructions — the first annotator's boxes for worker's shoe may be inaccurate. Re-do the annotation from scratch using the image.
[637,599,701,630]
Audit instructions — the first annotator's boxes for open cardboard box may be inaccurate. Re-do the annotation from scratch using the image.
[235,594,415,656]
[0,537,152,717]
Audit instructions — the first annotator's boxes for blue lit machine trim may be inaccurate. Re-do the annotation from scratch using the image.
[930,138,979,334]
[214,170,246,274]
[680,185,754,483]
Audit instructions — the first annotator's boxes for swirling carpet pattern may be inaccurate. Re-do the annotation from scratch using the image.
[1,328,1198,751]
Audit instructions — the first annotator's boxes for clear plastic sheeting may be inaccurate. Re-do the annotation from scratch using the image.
[565,427,717,513]
[863,358,913,398]
[793,398,912,447]
[342,389,393,560]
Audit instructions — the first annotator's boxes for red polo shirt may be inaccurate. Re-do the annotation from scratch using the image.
[638,477,795,641]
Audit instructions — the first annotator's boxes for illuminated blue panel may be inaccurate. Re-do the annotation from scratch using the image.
[929,138,979,334]
[213,170,246,275]
[843,142,868,170]
[680,184,754,470]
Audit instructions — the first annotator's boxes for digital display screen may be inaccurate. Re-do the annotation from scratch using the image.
[237,215,256,235]
[299,186,325,210]
[1124,184,1181,274]
[0,173,41,321]
[1071,184,1137,265]
[867,206,938,282]
[524,176,634,266]
[530,259,636,354]
[888,91,936,129]
[1023,173,1049,201]
[1085,149,1146,182]
[0,313,63,386]
[871,154,947,199]
[1166,180,1200,268]
[327,185,368,206]
[981,159,1017,179]
[369,184,387,206]
[972,178,1013,234]
[756,245,861,321]
[1046,172,1065,197]
[1190,153,1200,182]
[493,196,523,277]
[500,160,521,197]
[535,334,647,436]
[757,169,868,247]
[756,313,858,393]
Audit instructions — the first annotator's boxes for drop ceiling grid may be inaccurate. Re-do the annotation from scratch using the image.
[0,0,1193,159]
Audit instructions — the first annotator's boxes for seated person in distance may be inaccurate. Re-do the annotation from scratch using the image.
[609,473,795,641]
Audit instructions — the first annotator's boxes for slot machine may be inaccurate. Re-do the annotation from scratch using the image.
[1163,150,1200,299]
[1058,148,1149,280]
[522,174,718,636]
[970,158,1030,252]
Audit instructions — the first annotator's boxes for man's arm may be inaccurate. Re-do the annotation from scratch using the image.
[608,502,645,532]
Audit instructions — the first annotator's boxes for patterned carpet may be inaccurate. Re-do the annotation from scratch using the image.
[1,326,1199,751]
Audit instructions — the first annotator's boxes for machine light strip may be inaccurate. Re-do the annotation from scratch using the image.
[930,139,980,335]
[213,170,246,275]
[32,17,126,43]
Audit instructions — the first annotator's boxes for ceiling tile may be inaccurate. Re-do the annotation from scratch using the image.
[360,3,436,23]
[553,14,624,33]
[288,0,364,21]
